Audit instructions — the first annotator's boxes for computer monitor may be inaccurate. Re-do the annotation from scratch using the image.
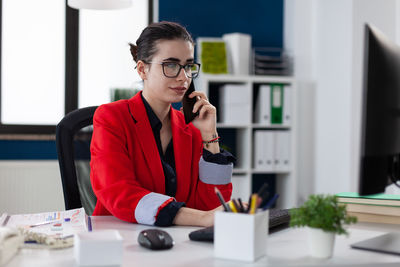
[351,24,400,256]
[358,23,400,196]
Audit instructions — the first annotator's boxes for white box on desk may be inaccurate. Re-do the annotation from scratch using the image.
[74,230,123,266]
[214,210,269,262]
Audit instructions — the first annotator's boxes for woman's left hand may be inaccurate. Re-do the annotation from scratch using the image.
[183,91,217,138]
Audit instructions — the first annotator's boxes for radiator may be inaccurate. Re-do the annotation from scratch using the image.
[0,161,65,214]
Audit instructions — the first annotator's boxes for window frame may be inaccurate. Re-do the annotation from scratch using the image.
[0,0,153,135]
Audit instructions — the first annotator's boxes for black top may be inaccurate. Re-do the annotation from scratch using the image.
[141,95,234,226]
[142,95,178,197]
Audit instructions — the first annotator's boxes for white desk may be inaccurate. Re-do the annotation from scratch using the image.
[5,216,400,267]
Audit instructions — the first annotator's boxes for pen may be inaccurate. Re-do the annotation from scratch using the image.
[228,201,238,213]
[256,183,270,209]
[30,220,62,228]
[232,199,242,213]
[245,195,252,213]
[257,183,269,197]
[238,198,245,213]
[87,216,92,232]
[249,194,258,214]
[262,193,280,210]
[258,191,270,210]
[1,214,10,227]
[214,187,230,212]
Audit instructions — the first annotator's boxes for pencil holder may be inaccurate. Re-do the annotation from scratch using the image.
[214,210,269,262]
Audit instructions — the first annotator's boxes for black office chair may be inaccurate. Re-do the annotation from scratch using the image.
[56,106,98,215]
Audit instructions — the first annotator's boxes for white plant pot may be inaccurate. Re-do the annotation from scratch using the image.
[307,227,336,258]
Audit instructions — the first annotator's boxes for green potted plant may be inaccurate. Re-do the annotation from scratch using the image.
[290,194,357,258]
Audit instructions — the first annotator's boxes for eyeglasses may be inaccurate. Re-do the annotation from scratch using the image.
[145,61,201,78]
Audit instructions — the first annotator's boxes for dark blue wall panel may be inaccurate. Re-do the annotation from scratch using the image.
[159,0,283,48]
[0,140,57,160]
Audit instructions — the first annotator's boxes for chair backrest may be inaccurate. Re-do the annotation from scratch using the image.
[56,106,98,214]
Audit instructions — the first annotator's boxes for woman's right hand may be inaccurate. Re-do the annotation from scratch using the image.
[200,205,224,227]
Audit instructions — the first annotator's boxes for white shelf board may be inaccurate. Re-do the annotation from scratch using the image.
[251,169,291,174]
[217,124,291,129]
[232,168,249,174]
[251,124,291,129]
[200,73,294,84]
[217,123,250,129]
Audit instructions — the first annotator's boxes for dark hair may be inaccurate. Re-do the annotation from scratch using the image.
[129,21,194,63]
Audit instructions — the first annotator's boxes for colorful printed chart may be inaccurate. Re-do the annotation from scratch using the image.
[1,208,87,238]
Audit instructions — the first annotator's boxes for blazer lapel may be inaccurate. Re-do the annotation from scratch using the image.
[171,108,193,200]
[127,93,165,193]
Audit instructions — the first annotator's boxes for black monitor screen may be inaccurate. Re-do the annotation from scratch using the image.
[359,24,400,195]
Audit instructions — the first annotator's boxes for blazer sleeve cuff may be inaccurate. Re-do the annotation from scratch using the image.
[134,192,173,225]
[202,148,236,165]
[198,156,233,185]
[154,201,186,227]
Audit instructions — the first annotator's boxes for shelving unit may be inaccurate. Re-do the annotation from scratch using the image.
[195,74,297,209]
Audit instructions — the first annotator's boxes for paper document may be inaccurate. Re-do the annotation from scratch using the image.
[1,208,87,238]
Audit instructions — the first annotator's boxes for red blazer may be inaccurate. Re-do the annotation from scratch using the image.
[90,92,232,223]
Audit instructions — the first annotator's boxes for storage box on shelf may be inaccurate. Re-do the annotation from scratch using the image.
[195,74,297,209]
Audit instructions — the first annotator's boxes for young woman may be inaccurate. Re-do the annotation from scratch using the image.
[90,21,234,227]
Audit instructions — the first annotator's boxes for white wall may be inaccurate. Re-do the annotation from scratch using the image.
[314,0,354,193]
[285,0,400,198]
[78,2,148,108]
[398,2,400,44]
[284,0,317,203]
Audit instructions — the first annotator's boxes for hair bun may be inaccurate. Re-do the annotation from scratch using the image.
[129,43,138,62]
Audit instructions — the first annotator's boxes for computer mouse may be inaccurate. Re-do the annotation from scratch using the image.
[137,229,174,250]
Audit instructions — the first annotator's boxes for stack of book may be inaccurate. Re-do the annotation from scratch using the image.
[336,192,400,224]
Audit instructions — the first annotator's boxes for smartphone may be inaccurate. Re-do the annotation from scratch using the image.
[182,82,199,124]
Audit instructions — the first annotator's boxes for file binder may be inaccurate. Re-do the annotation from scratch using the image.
[253,130,265,169]
[219,84,251,124]
[254,85,271,125]
[253,130,274,171]
[222,33,252,75]
[270,84,284,124]
[283,85,292,126]
[253,130,291,172]
[274,131,291,172]
[263,131,275,171]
